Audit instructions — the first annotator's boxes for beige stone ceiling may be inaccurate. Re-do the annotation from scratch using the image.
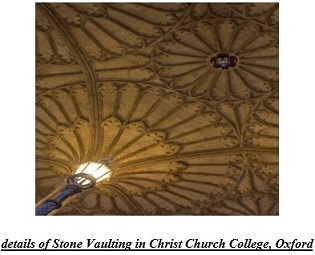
[35,3,279,215]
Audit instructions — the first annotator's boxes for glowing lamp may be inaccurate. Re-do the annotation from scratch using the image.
[36,161,112,215]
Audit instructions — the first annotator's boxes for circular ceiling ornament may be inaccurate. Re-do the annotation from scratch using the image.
[210,53,238,70]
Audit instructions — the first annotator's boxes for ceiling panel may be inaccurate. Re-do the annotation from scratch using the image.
[36,3,278,215]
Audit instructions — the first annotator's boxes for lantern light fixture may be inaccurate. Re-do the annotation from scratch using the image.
[35,161,112,215]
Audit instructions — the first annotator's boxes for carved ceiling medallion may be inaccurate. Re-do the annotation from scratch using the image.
[210,53,238,69]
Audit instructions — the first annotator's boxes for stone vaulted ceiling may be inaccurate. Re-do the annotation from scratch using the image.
[35,3,279,215]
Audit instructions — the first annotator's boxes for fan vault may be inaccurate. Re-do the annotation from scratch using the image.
[36,3,279,215]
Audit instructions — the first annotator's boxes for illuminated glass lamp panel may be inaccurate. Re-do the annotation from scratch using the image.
[74,161,112,187]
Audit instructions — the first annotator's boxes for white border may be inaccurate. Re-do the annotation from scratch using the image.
[1,1,314,254]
